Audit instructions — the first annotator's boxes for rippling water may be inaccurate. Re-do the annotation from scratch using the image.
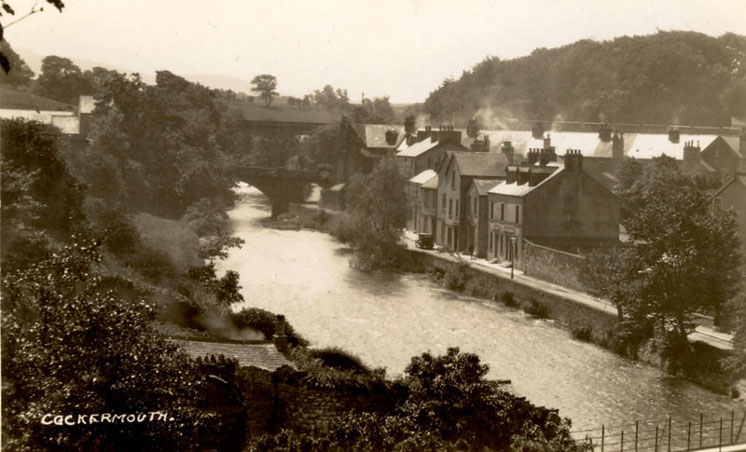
[217,185,744,432]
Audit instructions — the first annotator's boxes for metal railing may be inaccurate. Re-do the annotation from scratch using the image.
[574,410,746,451]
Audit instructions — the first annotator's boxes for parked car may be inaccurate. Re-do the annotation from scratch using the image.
[415,233,434,250]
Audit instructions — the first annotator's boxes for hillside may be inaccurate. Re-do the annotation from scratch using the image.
[423,31,746,128]
[0,86,75,111]
[222,100,341,123]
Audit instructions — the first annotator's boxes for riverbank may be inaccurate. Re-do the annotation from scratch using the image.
[264,200,741,397]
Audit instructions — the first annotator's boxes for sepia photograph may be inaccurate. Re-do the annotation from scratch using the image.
[2,0,746,450]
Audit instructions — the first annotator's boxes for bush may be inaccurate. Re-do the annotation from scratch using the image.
[124,246,176,283]
[464,274,499,299]
[308,347,370,373]
[231,307,308,346]
[570,322,594,342]
[500,291,518,308]
[525,298,550,319]
[443,260,471,292]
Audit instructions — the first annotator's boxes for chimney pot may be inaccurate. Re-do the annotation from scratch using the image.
[668,128,680,144]
[273,314,289,353]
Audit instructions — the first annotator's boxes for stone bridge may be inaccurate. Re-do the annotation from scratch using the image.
[232,166,325,219]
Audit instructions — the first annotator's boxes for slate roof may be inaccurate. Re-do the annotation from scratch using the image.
[452,152,511,177]
[172,338,295,371]
[397,138,440,157]
[721,136,744,158]
[351,124,405,149]
[421,174,439,189]
[471,179,502,196]
[409,169,437,185]
[489,167,564,197]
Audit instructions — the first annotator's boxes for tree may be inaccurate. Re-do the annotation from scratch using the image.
[0,40,34,86]
[251,74,278,107]
[0,0,65,74]
[342,159,410,270]
[1,239,201,451]
[582,157,743,370]
[37,55,91,103]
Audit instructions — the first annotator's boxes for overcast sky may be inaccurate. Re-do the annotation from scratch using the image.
[5,0,746,103]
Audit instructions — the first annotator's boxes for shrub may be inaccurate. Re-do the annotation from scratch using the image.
[525,298,550,319]
[443,260,471,292]
[125,246,176,283]
[500,291,518,308]
[570,322,594,342]
[308,347,370,373]
[231,307,308,346]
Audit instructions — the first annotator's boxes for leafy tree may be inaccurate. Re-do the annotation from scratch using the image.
[721,76,746,119]
[37,55,91,103]
[1,238,201,451]
[1,119,85,269]
[0,40,33,86]
[251,74,278,107]
[343,158,410,270]
[0,0,64,74]
[582,157,743,370]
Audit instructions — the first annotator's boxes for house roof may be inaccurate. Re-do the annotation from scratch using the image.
[624,134,718,160]
[409,169,437,185]
[471,179,502,196]
[351,124,405,149]
[397,138,440,157]
[721,136,744,158]
[329,183,346,192]
[489,167,565,197]
[709,175,746,199]
[172,338,295,371]
[421,174,439,189]
[452,152,511,177]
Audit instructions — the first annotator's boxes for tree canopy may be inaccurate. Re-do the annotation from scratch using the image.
[251,74,278,107]
[582,157,743,370]
[424,31,746,126]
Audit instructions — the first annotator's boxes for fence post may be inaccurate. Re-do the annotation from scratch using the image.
[655,425,659,452]
[602,425,605,452]
[687,421,691,451]
[731,410,735,445]
[635,421,639,452]
[621,430,624,452]
[700,413,704,449]
[668,416,672,452]
[736,411,745,442]
[720,417,723,452]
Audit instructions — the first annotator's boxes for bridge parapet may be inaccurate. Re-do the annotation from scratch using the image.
[232,166,324,218]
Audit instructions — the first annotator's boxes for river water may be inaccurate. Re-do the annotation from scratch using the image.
[218,185,744,433]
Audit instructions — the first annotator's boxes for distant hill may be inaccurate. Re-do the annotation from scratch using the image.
[423,31,746,128]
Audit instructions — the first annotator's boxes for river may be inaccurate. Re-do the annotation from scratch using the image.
[217,184,744,433]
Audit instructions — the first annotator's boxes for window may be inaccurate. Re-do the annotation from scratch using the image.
[473,197,478,217]
[442,194,446,212]
[451,171,456,189]
[490,202,494,219]
[448,199,453,217]
[455,200,459,218]
[515,205,520,224]
[489,231,492,249]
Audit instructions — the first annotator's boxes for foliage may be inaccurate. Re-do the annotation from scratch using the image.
[37,55,92,103]
[525,299,550,319]
[231,307,308,347]
[423,31,746,126]
[582,157,743,370]
[312,84,350,112]
[307,347,371,373]
[251,74,278,107]
[342,159,411,271]
[1,119,85,270]
[353,96,395,124]
[0,40,33,85]
[443,259,471,292]
[501,291,519,308]
[287,347,388,390]
[1,238,201,451]
[569,322,594,342]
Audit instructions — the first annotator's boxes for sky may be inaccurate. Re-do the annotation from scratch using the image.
[5,0,746,103]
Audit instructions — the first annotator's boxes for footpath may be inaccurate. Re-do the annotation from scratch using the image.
[402,231,734,352]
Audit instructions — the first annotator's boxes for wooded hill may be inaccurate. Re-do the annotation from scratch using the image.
[423,31,746,127]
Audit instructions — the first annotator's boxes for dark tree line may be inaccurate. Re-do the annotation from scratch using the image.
[424,31,746,126]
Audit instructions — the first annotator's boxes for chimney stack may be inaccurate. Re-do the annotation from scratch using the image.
[527,148,540,165]
[668,128,680,144]
[564,149,584,172]
[505,165,518,184]
[273,314,289,353]
[543,133,552,150]
[612,132,624,161]
[683,140,700,163]
[598,122,612,142]
[385,129,398,146]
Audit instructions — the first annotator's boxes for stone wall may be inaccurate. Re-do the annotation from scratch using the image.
[523,240,585,292]
[412,251,618,343]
